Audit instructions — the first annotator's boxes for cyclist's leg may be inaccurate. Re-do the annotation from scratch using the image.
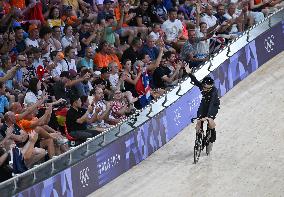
[196,105,208,145]
[207,106,219,143]
[195,119,203,139]
[195,119,202,132]
[196,105,206,134]
[207,118,216,129]
[207,118,216,143]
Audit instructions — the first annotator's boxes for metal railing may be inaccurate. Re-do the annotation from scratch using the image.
[0,7,283,195]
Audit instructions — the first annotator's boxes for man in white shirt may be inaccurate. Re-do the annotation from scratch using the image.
[224,3,241,34]
[25,24,40,48]
[55,46,77,75]
[161,8,183,47]
[201,4,218,28]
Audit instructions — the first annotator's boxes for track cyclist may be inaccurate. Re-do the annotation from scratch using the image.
[188,68,220,148]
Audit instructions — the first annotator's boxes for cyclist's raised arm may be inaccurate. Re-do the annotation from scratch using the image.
[188,73,203,89]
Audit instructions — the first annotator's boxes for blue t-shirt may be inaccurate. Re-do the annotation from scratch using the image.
[0,95,9,113]
[140,45,159,61]
[80,58,94,70]
[0,70,13,90]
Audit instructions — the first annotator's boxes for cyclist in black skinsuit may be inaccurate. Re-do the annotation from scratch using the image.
[188,71,220,145]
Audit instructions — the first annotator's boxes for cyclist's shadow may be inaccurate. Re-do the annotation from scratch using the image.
[165,150,194,163]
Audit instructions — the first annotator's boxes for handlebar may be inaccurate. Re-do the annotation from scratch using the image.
[191,117,209,123]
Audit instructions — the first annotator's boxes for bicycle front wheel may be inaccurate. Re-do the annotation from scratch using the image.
[194,140,202,164]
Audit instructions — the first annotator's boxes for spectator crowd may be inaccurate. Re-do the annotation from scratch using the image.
[0,0,283,183]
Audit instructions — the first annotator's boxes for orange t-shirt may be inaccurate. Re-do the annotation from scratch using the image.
[16,114,38,133]
[94,52,111,68]
[10,0,25,10]
[254,0,262,5]
[114,6,129,27]
[62,15,78,26]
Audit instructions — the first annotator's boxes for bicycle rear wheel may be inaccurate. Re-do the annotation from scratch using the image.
[206,142,213,155]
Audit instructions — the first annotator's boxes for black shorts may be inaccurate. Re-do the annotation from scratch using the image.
[197,105,219,120]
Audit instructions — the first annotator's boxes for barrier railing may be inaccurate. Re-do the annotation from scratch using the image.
[0,8,283,196]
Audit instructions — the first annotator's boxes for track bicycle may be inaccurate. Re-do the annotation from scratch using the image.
[191,118,213,164]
